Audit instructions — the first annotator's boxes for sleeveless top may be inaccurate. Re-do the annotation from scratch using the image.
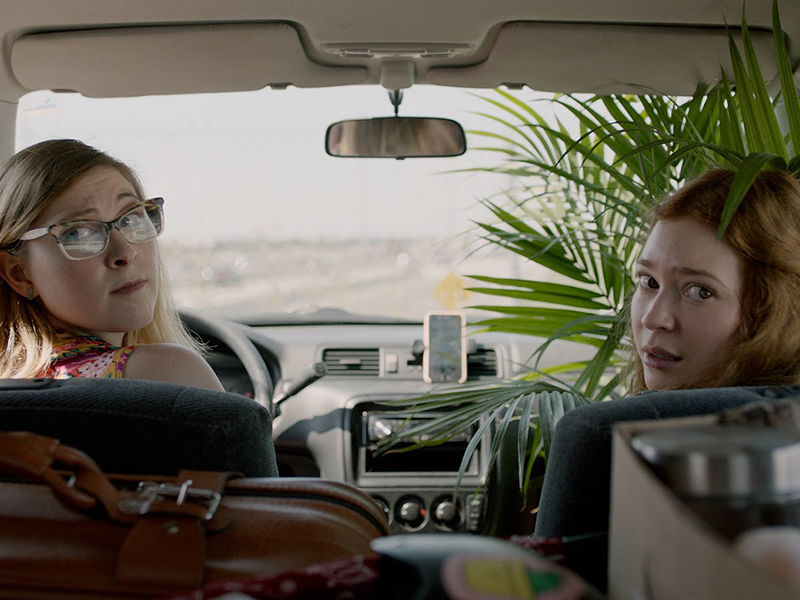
[43,335,137,379]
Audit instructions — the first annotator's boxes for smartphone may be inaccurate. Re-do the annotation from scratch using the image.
[423,311,467,384]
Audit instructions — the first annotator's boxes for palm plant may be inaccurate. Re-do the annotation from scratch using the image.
[378,0,800,497]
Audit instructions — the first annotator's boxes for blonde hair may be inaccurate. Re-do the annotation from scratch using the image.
[626,168,800,393]
[0,139,201,378]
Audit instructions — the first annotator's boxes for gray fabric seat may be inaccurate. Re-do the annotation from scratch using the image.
[0,377,278,477]
[534,385,800,538]
[531,385,800,592]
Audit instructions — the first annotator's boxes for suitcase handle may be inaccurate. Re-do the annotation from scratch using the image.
[0,431,230,526]
[0,431,104,511]
[0,430,133,521]
[0,433,225,588]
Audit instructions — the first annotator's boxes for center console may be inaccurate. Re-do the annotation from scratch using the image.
[346,398,491,535]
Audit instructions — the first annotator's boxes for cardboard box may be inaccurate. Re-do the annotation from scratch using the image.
[608,416,798,600]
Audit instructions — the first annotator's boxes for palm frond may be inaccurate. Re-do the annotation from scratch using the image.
[380,0,800,497]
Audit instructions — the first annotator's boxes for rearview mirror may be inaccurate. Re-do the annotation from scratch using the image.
[325,117,466,159]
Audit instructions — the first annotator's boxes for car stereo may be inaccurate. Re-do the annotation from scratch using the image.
[347,401,490,535]
[361,412,478,474]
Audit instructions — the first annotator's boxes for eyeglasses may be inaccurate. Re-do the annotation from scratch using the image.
[15,198,164,260]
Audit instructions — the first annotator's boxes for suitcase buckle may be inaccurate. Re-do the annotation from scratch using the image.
[120,479,221,520]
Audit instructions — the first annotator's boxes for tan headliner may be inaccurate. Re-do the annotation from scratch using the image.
[1,0,798,102]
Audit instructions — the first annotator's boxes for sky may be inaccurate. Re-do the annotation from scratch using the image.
[15,85,549,247]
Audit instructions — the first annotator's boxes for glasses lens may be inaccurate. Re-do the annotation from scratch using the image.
[118,203,162,243]
[59,222,109,259]
[51,200,164,260]
[145,202,164,235]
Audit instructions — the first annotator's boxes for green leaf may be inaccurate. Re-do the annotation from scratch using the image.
[454,405,506,495]
[466,276,604,299]
[717,70,746,156]
[789,155,800,176]
[522,427,543,497]
[468,315,609,346]
[718,152,787,237]
[772,0,800,155]
[727,17,785,157]
[517,394,536,488]
[595,372,623,402]
[575,320,625,396]
[474,214,595,284]
[727,26,763,152]
[467,286,610,310]
[467,127,535,157]
[528,314,618,371]
[538,391,592,460]
[739,6,787,158]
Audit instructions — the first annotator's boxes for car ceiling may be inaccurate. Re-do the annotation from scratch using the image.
[0,0,798,103]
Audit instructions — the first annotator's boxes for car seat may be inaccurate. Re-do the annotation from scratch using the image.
[0,377,278,477]
[533,384,800,591]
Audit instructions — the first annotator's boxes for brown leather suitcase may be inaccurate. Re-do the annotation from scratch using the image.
[0,432,389,599]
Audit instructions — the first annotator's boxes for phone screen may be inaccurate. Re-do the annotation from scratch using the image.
[423,311,467,383]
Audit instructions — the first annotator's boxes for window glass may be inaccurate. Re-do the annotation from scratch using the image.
[17,86,551,323]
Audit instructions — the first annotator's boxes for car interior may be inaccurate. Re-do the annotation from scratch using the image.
[1,0,800,596]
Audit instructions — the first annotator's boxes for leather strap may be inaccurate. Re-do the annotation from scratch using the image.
[116,515,207,588]
[180,469,237,492]
[0,432,100,511]
[115,470,232,588]
[0,432,141,523]
[0,432,246,588]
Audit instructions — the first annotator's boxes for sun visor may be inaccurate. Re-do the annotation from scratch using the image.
[11,24,368,97]
[428,22,779,95]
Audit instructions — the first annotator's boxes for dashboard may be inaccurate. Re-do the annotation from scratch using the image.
[199,319,590,535]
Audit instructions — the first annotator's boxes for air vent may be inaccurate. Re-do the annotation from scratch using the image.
[467,348,498,379]
[322,348,380,376]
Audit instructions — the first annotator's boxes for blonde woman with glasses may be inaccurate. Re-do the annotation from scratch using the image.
[0,139,223,391]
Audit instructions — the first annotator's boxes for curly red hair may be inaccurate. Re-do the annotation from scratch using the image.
[626,168,800,393]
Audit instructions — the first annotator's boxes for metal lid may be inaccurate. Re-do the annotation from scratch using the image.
[632,426,800,501]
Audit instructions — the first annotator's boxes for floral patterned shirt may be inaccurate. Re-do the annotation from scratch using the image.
[43,335,136,379]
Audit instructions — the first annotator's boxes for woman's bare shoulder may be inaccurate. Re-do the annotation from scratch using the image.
[124,343,225,392]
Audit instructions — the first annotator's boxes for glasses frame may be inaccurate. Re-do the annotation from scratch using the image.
[16,197,165,261]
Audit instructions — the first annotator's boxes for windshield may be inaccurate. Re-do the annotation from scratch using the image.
[16,86,547,324]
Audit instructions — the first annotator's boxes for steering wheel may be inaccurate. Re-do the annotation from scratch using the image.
[180,308,275,417]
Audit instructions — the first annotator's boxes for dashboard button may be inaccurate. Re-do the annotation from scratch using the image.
[372,496,392,523]
[433,498,462,530]
[396,497,426,529]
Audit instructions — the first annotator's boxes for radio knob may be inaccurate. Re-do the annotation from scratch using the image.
[433,500,461,529]
[397,498,426,529]
[372,497,391,522]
